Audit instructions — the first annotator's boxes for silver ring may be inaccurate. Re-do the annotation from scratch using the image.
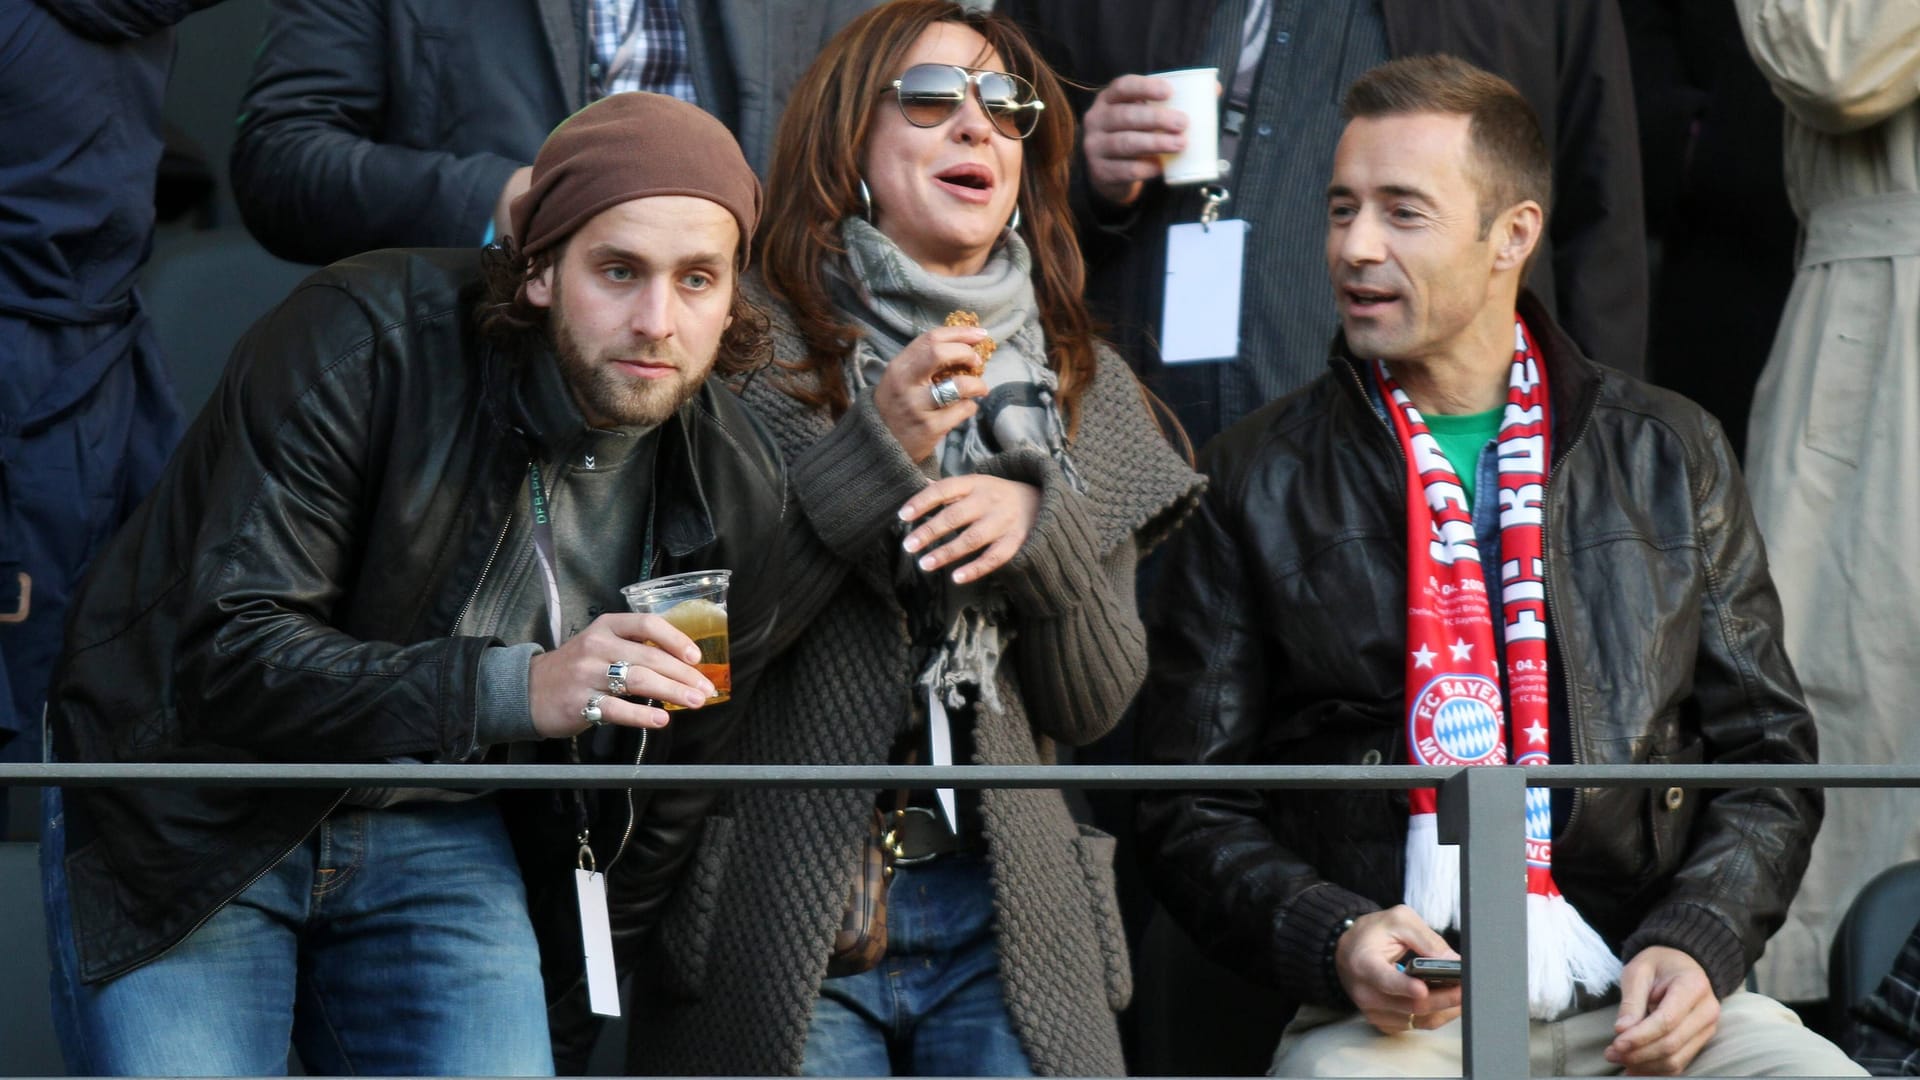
[582,693,608,727]
[929,377,961,409]
[607,660,630,696]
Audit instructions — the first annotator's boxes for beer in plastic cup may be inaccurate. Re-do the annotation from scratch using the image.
[620,570,730,709]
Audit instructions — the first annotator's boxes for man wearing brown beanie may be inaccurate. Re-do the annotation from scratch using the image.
[42,93,785,1076]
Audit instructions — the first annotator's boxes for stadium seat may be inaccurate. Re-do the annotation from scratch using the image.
[0,842,65,1076]
[1829,859,1920,1034]
[141,228,313,420]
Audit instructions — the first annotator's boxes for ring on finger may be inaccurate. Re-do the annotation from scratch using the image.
[582,692,608,727]
[607,659,631,696]
[1407,1013,1416,1032]
[929,377,962,409]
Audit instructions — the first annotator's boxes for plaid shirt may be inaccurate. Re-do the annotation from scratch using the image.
[1847,926,1920,1075]
[590,0,698,102]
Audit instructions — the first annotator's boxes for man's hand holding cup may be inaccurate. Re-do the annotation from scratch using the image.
[528,612,716,737]
[1083,68,1220,208]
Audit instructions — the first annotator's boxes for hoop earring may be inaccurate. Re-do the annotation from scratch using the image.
[859,178,874,223]
[1008,204,1022,232]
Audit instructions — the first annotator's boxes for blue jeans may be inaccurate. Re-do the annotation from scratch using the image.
[801,853,1033,1077]
[46,797,553,1076]
[41,786,89,1071]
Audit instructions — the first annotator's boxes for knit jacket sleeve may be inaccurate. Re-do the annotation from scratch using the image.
[750,382,926,658]
[789,386,925,566]
[981,349,1202,748]
[978,448,1146,748]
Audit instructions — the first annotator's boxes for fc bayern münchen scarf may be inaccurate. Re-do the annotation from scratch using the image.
[1377,318,1620,1018]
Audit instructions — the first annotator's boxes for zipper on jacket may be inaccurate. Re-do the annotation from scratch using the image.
[451,508,516,637]
[1343,360,1409,474]
[602,730,648,874]
[105,794,346,982]
[1540,383,1600,838]
[565,723,645,877]
[1343,362,1414,573]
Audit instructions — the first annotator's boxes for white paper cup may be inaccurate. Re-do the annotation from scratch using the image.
[1151,67,1220,186]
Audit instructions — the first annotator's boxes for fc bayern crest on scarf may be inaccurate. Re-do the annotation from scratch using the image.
[1377,318,1621,1018]
[1410,674,1507,768]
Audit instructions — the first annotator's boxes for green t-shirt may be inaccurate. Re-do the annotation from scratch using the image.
[1424,407,1504,509]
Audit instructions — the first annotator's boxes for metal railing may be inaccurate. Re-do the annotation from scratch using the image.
[6,760,1916,1079]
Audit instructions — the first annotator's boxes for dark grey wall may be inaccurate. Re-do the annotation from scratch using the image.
[160,0,270,233]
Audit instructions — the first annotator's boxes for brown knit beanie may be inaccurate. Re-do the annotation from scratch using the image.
[510,92,762,265]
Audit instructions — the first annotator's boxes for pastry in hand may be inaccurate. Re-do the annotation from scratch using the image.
[942,310,996,374]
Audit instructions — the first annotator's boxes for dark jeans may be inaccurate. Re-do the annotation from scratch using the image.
[801,853,1033,1076]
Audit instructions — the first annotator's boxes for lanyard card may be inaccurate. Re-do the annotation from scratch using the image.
[1160,219,1249,364]
[926,683,958,835]
[574,868,621,1017]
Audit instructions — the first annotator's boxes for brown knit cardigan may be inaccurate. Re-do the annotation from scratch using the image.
[625,287,1203,1075]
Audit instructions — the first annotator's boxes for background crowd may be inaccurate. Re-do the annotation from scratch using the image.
[1,0,1916,1076]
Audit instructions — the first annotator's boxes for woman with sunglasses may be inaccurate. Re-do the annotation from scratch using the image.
[621,2,1200,1076]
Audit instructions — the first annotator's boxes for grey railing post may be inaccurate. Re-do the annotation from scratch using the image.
[1440,766,1530,1078]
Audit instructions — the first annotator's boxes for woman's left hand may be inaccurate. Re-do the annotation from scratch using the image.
[898,475,1041,585]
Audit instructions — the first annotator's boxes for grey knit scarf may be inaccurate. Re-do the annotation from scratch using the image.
[833,217,1081,489]
[830,218,1083,764]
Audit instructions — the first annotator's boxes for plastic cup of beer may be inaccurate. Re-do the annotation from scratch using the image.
[620,569,730,709]
[1149,67,1221,186]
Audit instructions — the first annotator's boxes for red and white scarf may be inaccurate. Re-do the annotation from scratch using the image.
[1377,318,1620,1018]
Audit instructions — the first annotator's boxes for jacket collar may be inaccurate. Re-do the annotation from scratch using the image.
[1327,289,1604,463]
[534,0,586,113]
[487,336,720,559]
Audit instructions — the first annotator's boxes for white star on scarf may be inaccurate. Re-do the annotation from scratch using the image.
[1412,643,1437,669]
[1524,719,1548,745]
[1449,638,1474,662]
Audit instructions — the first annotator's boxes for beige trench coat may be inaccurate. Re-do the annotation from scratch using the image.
[1737,0,1920,1002]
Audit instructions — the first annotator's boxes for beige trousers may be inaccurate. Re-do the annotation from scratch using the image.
[1268,991,1867,1077]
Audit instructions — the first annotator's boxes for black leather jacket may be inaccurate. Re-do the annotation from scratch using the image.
[49,249,786,996]
[1136,295,1819,1008]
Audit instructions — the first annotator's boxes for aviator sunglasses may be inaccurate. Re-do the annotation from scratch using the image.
[880,63,1047,139]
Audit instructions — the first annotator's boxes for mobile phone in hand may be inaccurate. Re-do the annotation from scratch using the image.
[1400,956,1463,984]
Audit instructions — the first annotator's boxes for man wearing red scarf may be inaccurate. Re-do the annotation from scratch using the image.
[1138,56,1863,1077]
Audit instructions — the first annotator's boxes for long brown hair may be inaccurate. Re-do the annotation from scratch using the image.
[757,0,1095,433]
